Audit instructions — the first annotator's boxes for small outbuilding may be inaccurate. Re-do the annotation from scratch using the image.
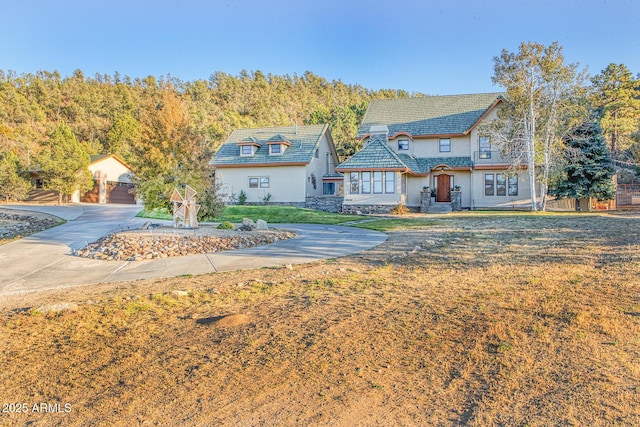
[75,154,136,204]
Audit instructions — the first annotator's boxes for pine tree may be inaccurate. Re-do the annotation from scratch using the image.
[38,122,93,204]
[552,121,616,201]
[0,150,31,202]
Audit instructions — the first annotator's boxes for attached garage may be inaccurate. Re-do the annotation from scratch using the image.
[76,155,137,204]
[80,180,100,203]
[106,181,136,204]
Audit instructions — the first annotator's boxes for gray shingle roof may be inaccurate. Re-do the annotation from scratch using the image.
[336,136,410,172]
[357,93,505,138]
[336,138,472,174]
[419,157,473,170]
[211,124,329,166]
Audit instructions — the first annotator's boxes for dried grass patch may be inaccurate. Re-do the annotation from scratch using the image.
[1,214,639,426]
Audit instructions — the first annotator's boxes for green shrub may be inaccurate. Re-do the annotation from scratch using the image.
[238,190,247,205]
[217,221,235,230]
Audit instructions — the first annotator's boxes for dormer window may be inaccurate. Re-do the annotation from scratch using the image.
[237,137,260,157]
[398,139,409,151]
[266,135,291,156]
[270,144,282,155]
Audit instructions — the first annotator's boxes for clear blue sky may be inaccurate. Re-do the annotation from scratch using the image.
[2,0,638,95]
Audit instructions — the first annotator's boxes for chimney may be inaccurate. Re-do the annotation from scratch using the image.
[367,125,389,146]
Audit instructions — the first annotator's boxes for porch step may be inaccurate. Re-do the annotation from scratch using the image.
[427,202,452,214]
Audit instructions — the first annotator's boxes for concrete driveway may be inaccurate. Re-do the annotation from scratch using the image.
[0,205,387,297]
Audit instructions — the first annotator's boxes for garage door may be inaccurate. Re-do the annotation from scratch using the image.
[80,180,100,203]
[107,181,136,204]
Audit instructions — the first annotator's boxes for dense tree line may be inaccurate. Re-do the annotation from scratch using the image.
[0,58,637,212]
[0,69,410,208]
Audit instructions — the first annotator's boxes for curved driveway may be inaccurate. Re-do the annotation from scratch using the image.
[0,205,387,297]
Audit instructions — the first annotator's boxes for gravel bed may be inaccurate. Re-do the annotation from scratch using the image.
[73,225,297,261]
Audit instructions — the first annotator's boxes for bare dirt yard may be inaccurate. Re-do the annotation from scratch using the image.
[1,212,639,426]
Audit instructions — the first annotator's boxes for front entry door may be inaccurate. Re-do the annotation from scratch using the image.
[436,174,451,202]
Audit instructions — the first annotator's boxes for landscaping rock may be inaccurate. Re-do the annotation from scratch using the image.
[239,218,256,231]
[0,212,58,240]
[73,225,296,261]
[256,219,268,230]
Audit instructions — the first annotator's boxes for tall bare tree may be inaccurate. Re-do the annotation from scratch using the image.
[491,42,587,210]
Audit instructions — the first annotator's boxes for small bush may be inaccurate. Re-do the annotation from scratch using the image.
[217,221,235,230]
[238,190,247,205]
[390,203,409,215]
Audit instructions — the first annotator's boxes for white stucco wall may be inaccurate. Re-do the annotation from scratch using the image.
[388,135,471,158]
[216,165,307,203]
[470,170,533,209]
[88,157,133,183]
[406,176,426,207]
[342,171,405,206]
[305,133,340,197]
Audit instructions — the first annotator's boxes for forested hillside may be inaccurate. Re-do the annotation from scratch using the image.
[0,69,411,206]
[0,69,411,161]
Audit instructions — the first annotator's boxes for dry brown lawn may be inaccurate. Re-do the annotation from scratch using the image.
[1,213,639,426]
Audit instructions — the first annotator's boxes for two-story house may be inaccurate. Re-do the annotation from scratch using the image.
[336,93,533,213]
[211,124,342,207]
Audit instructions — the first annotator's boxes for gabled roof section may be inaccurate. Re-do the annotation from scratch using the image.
[211,124,330,167]
[89,154,134,172]
[336,141,473,175]
[237,136,261,146]
[357,92,505,139]
[265,134,292,146]
[420,157,474,170]
[336,137,415,173]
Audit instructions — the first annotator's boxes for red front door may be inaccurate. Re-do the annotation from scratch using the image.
[436,174,451,202]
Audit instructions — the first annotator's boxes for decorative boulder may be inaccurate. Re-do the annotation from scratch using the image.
[240,218,256,231]
[256,219,268,230]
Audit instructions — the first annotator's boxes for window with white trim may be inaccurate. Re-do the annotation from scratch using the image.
[484,173,518,196]
[479,136,491,159]
[496,173,507,196]
[269,144,282,155]
[241,145,253,156]
[249,177,269,188]
[349,171,396,194]
[350,172,359,194]
[373,171,383,194]
[385,171,395,193]
[484,173,494,196]
[439,138,451,152]
[323,182,335,195]
[361,172,371,194]
[508,174,518,196]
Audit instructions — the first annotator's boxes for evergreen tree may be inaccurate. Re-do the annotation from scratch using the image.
[0,150,31,202]
[552,121,616,201]
[590,64,640,160]
[38,122,93,204]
